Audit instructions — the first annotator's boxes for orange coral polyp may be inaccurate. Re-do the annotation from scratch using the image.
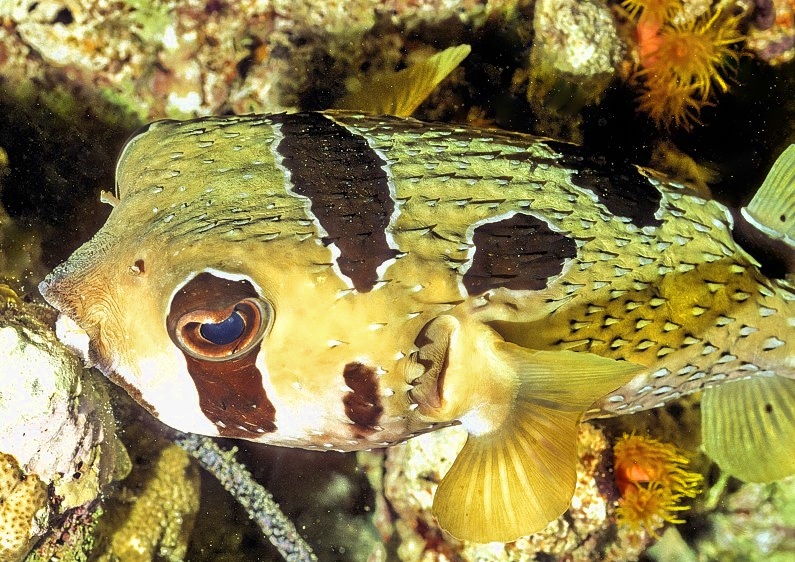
[628,4,745,129]
[613,434,703,536]
[650,12,742,100]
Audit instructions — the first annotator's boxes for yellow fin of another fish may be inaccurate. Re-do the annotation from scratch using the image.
[742,144,795,248]
[335,44,471,117]
[702,376,795,482]
[432,345,642,543]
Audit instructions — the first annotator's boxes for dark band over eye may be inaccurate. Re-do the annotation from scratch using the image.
[166,273,273,362]
[165,271,278,438]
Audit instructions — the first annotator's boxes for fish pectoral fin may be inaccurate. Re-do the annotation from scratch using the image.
[433,405,580,543]
[742,144,795,248]
[432,345,643,543]
[334,44,471,117]
[702,375,795,482]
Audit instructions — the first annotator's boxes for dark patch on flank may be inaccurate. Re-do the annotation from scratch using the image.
[167,273,276,438]
[546,141,664,228]
[272,113,398,292]
[463,213,577,295]
[342,362,383,435]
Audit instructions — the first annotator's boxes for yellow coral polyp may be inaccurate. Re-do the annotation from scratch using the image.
[613,434,703,537]
[621,0,681,25]
[627,2,745,129]
[644,9,743,100]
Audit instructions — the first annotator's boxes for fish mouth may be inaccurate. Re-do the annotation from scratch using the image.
[39,265,113,373]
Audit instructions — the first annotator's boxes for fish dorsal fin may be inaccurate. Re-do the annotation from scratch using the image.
[335,44,471,117]
[702,376,795,482]
[742,144,795,248]
[432,344,642,542]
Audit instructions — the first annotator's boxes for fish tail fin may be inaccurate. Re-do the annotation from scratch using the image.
[335,44,471,117]
[702,375,795,482]
[742,144,795,248]
[432,344,642,542]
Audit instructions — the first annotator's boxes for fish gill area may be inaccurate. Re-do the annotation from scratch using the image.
[0,1,794,561]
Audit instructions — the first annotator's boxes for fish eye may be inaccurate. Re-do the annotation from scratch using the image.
[167,272,275,362]
[199,309,245,345]
[173,297,272,361]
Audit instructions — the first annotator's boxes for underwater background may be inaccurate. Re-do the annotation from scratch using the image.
[0,0,794,560]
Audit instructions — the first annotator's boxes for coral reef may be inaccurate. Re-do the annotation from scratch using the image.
[0,0,493,121]
[0,452,48,562]
[0,296,126,511]
[92,434,200,562]
[375,423,649,560]
[518,0,625,140]
[746,0,795,64]
[0,287,127,561]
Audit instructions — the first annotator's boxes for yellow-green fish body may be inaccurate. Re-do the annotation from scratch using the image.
[40,112,795,542]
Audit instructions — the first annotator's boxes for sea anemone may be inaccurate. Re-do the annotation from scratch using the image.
[626,2,746,129]
[613,433,703,536]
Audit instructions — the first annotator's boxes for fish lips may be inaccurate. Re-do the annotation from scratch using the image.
[39,266,114,374]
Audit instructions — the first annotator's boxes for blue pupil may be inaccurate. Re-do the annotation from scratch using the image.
[200,311,245,345]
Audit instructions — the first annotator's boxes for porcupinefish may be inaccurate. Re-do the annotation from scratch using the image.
[39,112,794,543]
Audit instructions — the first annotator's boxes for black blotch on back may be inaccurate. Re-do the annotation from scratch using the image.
[547,141,664,228]
[271,113,398,292]
[463,213,577,295]
[342,362,383,436]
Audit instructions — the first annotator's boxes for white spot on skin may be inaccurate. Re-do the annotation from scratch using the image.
[739,325,758,336]
[657,346,674,357]
[762,337,785,350]
[715,316,734,326]
[677,365,696,375]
